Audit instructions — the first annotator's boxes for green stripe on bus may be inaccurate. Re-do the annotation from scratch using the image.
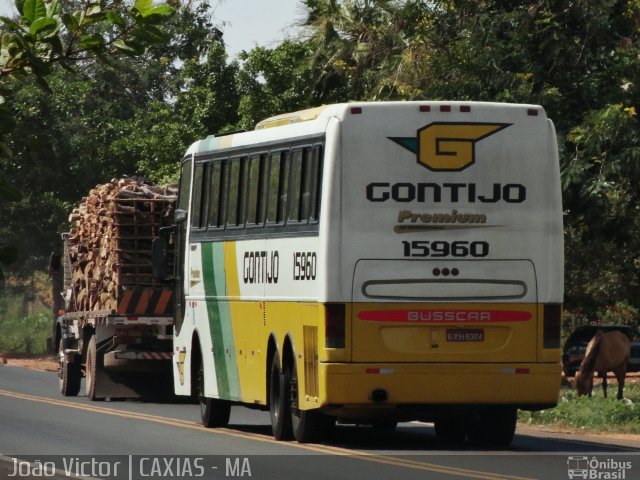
[201,242,241,401]
[212,243,241,400]
[201,242,229,398]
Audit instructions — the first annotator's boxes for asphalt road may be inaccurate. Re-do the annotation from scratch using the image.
[0,365,638,480]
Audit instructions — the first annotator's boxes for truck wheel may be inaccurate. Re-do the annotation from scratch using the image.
[198,361,230,428]
[290,361,333,443]
[58,340,80,397]
[85,336,103,401]
[269,351,293,440]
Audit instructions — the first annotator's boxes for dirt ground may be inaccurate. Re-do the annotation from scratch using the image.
[0,353,58,372]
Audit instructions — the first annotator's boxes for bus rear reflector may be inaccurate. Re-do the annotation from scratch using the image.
[325,303,345,348]
[366,368,395,375]
[350,107,362,115]
[502,368,530,374]
[543,304,562,348]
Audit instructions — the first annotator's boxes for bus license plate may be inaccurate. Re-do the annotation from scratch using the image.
[446,329,484,342]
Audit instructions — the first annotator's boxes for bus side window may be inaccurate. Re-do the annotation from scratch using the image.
[247,154,267,226]
[257,154,268,225]
[309,145,323,223]
[208,161,221,228]
[208,160,228,228]
[178,160,192,212]
[266,152,280,224]
[299,147,314,222]
[277,150,290,223]
[238,157,249,226]
[190,162,206,229]
[226,158,239,226]
[288,148,304,222]
[267,150,289,225]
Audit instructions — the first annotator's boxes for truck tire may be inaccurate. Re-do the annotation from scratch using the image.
[269,351,293,440]
[58,340,81,397]
[85,336,103,401]
[198,361,230,428]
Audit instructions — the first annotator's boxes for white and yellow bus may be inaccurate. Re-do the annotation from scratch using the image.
[168,101,564,445]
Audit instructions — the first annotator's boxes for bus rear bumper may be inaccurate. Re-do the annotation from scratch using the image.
[319,362,560,411]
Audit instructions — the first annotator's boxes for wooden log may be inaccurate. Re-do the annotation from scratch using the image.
[65,178,176,312]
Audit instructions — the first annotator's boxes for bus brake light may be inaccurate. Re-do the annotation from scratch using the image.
[325,303,346,348]
[543,304,562,348]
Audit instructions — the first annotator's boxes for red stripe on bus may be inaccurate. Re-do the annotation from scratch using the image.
[357,310,532,323]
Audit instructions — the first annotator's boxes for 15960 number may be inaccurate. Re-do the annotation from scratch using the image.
[293,252,317,280]
[401,240,489,258]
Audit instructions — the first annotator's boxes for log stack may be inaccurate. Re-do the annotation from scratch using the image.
[66,178,177,314]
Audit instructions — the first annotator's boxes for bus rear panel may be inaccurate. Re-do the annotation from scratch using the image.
[319,102,563,416]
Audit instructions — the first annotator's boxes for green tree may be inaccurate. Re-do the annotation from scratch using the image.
[235,41,316,129]
[1,2,239,280]
[294,0,640,316]
[0,0,174,286]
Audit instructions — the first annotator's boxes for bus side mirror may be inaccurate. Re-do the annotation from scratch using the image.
[175,209,187,223]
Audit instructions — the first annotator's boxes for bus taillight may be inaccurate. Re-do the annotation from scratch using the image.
[543,304,562,348]
[325,303,346,348]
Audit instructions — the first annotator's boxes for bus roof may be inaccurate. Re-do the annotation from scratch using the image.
[188,101,547,157]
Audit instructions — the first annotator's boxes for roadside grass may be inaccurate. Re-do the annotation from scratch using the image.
[519,382,640,434]
[0,293,51,354]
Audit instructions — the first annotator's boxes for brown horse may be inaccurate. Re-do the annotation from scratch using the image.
[575,330,630,400]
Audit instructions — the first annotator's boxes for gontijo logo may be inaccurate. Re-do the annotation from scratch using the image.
[390,122,511,171]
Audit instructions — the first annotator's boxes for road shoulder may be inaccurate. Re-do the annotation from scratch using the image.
[517,424,640,450]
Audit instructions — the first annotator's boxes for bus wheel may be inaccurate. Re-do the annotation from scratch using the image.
[269,351,293,440]
[58,339,80,397]
[434,416,467,445]
[198,361,230,428]
[467,407,517,446]
[290,362,334,443]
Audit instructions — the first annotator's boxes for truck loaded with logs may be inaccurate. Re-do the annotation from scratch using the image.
[49,178,177,400]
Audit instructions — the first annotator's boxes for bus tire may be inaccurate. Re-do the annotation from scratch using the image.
[269,351,293,440]
[58,340,81,397]
[434,416,467,445]
[292,409,334,443]
[290,361,334,443]
[198,361,230,428]
[467,407,517,446]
